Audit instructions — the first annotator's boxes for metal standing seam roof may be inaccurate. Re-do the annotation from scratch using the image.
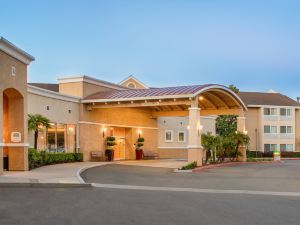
[84,84,225,101]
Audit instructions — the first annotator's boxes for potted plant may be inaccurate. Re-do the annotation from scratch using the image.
[136,137,145,160]
[273,149,281,161]
[105,136,116,161]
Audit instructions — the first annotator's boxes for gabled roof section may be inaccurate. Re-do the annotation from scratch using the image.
[238,92,300,107]
[119,75,149,89]
[58,75,129,91]
[0,37,35,65]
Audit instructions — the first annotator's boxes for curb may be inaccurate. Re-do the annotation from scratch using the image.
[76,163,111,184]
[0,183,92,188]
[192,161,282,172]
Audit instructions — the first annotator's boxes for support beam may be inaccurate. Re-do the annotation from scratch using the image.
[187,99,203,166]
[205,92,229,109]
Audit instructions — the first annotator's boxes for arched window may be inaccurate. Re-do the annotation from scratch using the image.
[127,82,136,89]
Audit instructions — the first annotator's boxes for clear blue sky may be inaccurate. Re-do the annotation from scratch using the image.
[1,0,300,98]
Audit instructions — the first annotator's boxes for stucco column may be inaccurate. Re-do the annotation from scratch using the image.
[237,116,247,162]
[0,91,3,174]
[188,100,203,166]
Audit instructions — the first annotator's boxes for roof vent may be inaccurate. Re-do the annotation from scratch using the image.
[267,89,278,93]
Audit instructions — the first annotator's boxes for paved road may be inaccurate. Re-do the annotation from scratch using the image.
[0,186,300,225]
[82,160,300,192]
[1,161,300,225]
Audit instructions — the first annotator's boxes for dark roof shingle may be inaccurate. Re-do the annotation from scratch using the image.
[238,92,300,107]
[29,83,59,92]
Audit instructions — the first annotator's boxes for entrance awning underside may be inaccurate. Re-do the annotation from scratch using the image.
[82,84,247,111]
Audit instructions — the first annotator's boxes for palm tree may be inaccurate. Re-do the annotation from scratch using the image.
[233,131,250,158]
[28,114,51,149]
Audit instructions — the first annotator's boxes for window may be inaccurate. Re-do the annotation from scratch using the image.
[280,126,292,134]
[165,130,173,142]
[264,108,277,115]
[280,144,293,152]
[178,131,185,142]
[264,144,277,152]
[68,110,72,114]
[45,123,76,153]
[264,125,277,134]
[280,108,292,116]
[127,82,136,89]
[46,106,50,110]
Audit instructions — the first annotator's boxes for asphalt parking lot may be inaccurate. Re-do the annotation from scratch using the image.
[81,160,300,192]
[1,160,300,225]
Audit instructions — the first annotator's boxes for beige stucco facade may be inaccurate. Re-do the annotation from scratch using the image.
[244,106,300,152]
[0,38,34,173]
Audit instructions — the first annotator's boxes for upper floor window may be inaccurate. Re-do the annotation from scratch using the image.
[280,108,292,116]
[264,125,277,134]
[264,108,277,116]
[280,126,292,134]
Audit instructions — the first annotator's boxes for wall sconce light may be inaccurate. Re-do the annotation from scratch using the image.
[199,96,204,100]
[187,125,190,130]
[102,127,107,138]
[138,129,142,137]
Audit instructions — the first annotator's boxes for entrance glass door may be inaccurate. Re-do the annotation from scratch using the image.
[114,137,125,160]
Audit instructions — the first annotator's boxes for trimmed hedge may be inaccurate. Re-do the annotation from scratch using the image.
[247,150,300,158]
[28,148,83,170]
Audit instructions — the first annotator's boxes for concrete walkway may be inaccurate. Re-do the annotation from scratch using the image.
[0,162,109,184]
[0,159,187,184]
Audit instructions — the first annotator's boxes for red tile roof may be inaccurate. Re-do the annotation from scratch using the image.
[84,84,219,101]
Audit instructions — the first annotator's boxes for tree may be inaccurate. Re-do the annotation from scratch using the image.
[232,131,250,157]
[28,114,51,150]
[216,115,237,137]
[228,84,239,93]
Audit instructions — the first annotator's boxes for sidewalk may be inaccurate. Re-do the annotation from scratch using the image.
[0,159,186,184]
[0,162,109,184]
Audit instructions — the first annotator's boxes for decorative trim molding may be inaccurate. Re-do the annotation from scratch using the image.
[58,75,128,91]
[0,37,35,65]
[158,146,188,149]
[28,85,81,103]
[78,121,158,130]
[0,143,30,147]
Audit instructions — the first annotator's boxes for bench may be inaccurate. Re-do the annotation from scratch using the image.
[90,151,104,161]
[143,151,159,160]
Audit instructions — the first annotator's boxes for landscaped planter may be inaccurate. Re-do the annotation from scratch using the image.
[105,149,114,161]
[135,149,143,160]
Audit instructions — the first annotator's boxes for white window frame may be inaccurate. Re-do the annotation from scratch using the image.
[280,144,293,152]
[280,108,292,117]
[264,108,277,116]
[165,130,173,142]
[177,131,186,143]
[264,125,277,134]
[264,144,277,152]
[280,126,293,134]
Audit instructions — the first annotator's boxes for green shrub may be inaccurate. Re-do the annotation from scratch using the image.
[28,149,83,170]
[181,161,197,170]
[281,152,300,158]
